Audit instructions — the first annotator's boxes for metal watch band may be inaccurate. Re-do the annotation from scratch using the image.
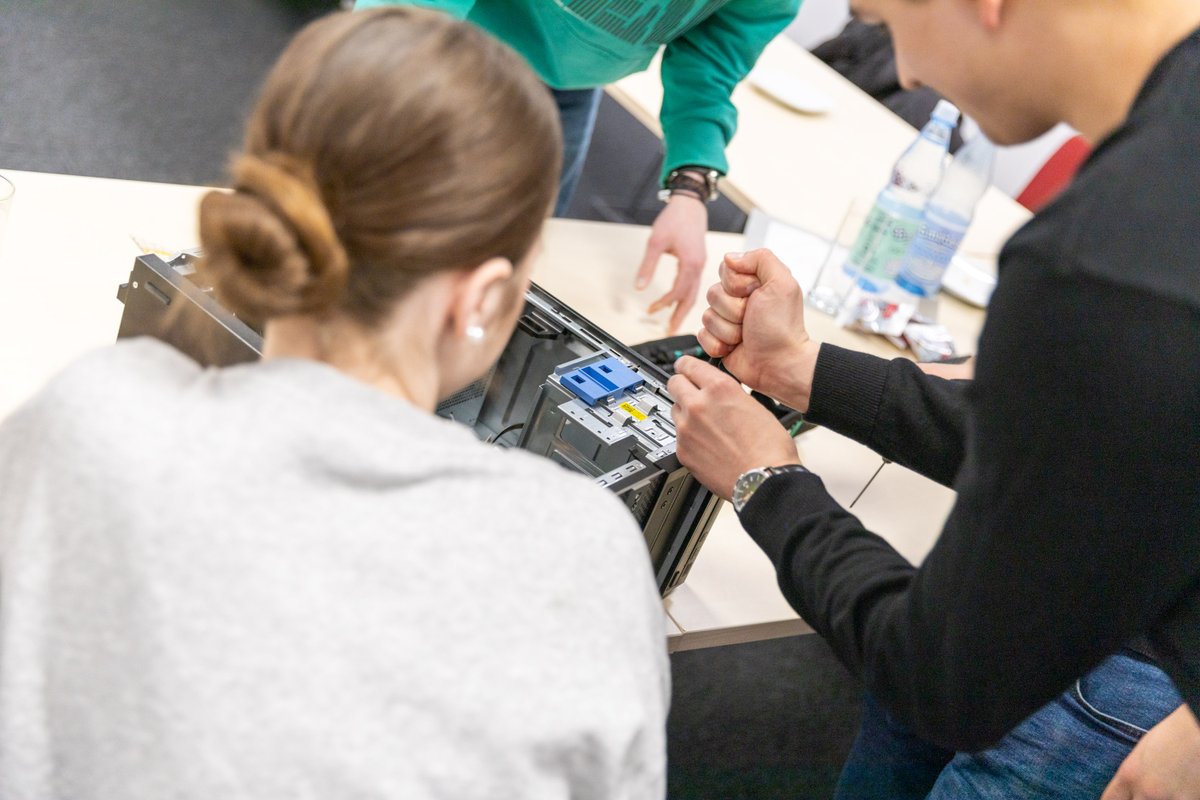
[731,463,808,514]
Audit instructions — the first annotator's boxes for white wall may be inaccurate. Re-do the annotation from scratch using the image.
[785,0,851,50]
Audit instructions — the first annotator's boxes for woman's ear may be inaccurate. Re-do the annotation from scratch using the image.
[447,256,515,340]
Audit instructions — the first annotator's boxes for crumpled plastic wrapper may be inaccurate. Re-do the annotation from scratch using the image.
[835,289,915,338]
[903,322,958,362]
[835,287,959,362]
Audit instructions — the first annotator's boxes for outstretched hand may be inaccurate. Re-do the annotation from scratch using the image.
[637,195,708,334]
[668,355,800,501]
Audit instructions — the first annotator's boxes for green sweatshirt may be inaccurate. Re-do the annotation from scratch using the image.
[355,0,801,181]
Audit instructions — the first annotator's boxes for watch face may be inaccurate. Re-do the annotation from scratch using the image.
[732,469,769,513]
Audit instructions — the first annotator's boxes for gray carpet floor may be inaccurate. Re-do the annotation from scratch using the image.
[0,2,865,797]
[1,0,332,184]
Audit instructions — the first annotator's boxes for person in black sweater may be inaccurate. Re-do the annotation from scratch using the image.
[668,0,1200,797]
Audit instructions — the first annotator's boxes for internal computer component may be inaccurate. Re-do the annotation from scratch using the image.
[433,288,719,593]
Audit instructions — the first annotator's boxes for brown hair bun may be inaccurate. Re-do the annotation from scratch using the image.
[197,8,560,329]
[199,152,348,323]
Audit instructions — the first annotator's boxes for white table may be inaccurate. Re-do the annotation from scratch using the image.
[0,170,210,416]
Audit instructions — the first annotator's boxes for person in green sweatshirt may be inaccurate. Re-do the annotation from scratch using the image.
[355,0,801,333]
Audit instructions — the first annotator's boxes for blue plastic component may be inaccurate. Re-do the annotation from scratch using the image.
[559,357,644,406]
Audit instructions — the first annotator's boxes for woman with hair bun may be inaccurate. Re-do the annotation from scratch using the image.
[0,9,668,799]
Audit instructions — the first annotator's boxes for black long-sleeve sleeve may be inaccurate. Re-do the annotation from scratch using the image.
[741,266,1200,750]
[804,344,969,487]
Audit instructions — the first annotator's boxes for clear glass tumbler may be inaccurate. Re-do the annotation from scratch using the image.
[806,198,873,316]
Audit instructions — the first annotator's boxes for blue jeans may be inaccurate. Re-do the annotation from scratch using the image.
[833,649,1184,800]
[550,86,602,216]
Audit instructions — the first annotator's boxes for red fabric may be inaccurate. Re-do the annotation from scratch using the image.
[1016,135,1092,211]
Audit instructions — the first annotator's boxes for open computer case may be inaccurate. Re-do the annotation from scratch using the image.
[116,253,721,596]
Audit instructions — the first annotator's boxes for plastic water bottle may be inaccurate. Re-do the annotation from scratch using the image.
[894,135,997,298]
[846,99,959,293]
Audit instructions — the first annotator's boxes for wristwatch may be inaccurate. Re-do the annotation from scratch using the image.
[731,464,808,514]
[657,167,721,203]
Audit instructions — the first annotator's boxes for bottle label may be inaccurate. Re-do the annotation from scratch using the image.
[895,215,968,297]
[846,205,893,270]
[859,213,921,284]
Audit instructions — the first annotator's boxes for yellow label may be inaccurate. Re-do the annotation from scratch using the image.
[619,402,647,421]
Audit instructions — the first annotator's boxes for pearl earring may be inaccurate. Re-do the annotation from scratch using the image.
[466,325,485,342]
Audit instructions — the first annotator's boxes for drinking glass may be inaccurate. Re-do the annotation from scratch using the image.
[806,198,873,316]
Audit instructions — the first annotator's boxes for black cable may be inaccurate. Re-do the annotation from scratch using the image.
[849,459,891,508]
[485,422,525,446]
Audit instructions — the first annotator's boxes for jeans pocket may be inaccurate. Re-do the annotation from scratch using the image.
[1069,653,1183,744]
[1071,680,1147,743]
